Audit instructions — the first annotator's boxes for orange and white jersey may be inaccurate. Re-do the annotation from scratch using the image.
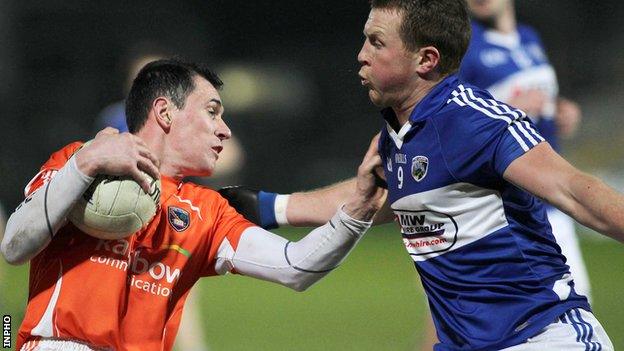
[17,142,254,351]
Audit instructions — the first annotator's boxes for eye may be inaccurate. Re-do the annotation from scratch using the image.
[367,35,383,49]
[207,108,217,119]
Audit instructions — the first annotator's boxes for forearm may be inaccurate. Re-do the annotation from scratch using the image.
[1,157,94,264]
[216,207,371,291]
[286,178,357,226]
[560,172,624,242]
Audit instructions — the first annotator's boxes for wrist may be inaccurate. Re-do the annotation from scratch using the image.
[343,196,379,222]
[257,192,290,229]
[258,191,278,229]
[274,194,290,226]
[74,148,99,177]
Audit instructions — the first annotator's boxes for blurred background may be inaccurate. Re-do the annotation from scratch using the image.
[0,0,623,350]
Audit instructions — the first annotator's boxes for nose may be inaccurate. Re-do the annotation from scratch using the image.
[357,42,369,66]
[215,118,232,141]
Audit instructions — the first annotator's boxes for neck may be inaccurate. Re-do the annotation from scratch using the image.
[475,3,516,34]
[494,2,516,33]
[135,125,184,181]
[393,76,444,126]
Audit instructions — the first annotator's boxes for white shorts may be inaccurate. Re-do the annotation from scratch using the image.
[547,208,592,301]
[501,308,613,351]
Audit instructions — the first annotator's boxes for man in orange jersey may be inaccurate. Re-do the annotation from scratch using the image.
[1,59,386,351]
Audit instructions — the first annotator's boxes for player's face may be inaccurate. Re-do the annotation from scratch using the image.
[169,76,231,177]
[467,0,510,21]
[357,8,420,108]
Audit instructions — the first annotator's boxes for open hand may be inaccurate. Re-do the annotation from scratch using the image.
[75,127,160,193]
[344,133,387,221]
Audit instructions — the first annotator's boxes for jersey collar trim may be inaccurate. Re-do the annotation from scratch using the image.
[384,121,412,149]
[161,176,183,198]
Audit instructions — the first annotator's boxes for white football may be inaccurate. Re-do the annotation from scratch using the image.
[68,173,161,240]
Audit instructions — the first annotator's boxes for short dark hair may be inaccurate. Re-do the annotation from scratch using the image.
[126,59,223,133]
[370,0,471,75]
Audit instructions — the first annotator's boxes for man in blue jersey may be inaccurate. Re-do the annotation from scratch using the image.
[459,0,590,301]
[219,0,621,349]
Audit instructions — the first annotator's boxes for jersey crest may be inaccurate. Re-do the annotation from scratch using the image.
[411,156,429,182]
[168,206,190,232]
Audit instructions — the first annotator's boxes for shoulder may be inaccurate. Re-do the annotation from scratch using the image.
[517,23,543,43]
[24,141,85,196]
[48,142,85,165]
[469,20,486,41]
[442,83,516,129]
[459,25,486,80]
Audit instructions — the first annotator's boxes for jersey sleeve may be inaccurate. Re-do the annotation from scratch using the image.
[439,86,545,182]
[492,116,545,175]
[200,192,256,276]
[24,142,84,197]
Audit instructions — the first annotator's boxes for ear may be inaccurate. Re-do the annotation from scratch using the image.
[415,46,441,75]
[153,97,173,131]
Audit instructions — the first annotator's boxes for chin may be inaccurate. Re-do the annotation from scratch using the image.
[368,91,387,107]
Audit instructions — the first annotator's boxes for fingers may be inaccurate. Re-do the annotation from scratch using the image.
[136,155,160,183]
[96,127,120,137]
[129,167,154,194]
[359,133,382,174]
[364,133,381,158]
[83,130,161,187]
[136,144,160,169]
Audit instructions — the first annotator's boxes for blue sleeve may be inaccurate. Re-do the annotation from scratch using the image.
[437,90,545,183]
[493,117,545,175]
[519,24,544,47]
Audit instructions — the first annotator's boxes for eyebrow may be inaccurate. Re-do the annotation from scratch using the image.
[363,30,384,38]
[209,98,222,106]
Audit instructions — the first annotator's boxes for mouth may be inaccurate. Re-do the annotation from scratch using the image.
[358,72,370,87]
[211,146,223,156]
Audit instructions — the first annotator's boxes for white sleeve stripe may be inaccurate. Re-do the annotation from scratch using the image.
[455,91,512,124]
[452,85,533,125]
[449,84,546,151]
[522,120,545,142]
[448,96,466,106]
[508,124,530,151]
[466,87,521,121]
[494,99,525,120]
[514,120,539,146]
[464,89,514,124]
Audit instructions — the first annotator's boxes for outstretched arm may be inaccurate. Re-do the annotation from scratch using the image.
[216,135,388,291]
[504,142,624,242]
[219,134,395,228]
[287,180,394,227]
[1,128,160,265]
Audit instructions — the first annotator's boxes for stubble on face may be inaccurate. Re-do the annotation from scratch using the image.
[170,77,225,177]
[359,8,419,108]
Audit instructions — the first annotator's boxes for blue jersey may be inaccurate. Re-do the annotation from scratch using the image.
[459,21,559,150]
[378,75,589,351]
